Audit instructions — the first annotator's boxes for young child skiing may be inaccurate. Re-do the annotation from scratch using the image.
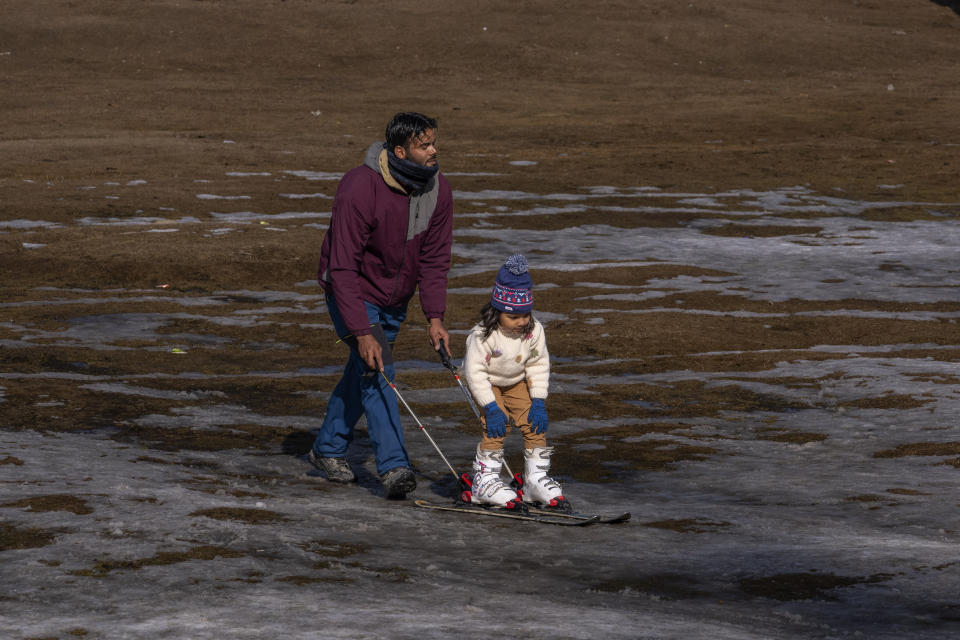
[462,254,570,512]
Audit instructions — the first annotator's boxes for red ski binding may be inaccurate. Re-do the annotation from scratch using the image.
[456,471,527,512]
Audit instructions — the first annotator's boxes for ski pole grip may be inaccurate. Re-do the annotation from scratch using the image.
[437,338,454,371]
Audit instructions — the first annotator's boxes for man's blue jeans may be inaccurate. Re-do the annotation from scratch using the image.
[312,293,410,476]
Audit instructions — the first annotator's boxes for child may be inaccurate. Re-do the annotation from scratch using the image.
[462,254,570,512]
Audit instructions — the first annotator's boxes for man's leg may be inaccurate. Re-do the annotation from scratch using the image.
[360,302,411,476]
[312,294,365,460]
[312,361,364,457]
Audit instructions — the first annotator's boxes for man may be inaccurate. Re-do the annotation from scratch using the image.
[309,112,453,499]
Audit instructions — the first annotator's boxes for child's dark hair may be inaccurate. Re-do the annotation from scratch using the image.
[479,302,534,339]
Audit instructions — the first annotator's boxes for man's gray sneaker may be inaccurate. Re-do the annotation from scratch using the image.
[380,466,416,500]
[308,450,356,483]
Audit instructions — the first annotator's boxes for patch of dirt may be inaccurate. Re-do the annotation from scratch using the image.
[68,545,246,578]
[580,380,809,418]
[0,521,61,551]
[910,373,960,385]
[592,574,709,599]
[886,488,930,496]
[554,351,847,376]
[275,574,352,586]
[1,495,94,515]
[640,519,733,534]
[552,424,721,481]
[838,394,935,410]
[302,539,367,559]
[449,264,736,290]
[873,441,960,459]
[188,507,289,525]
[701,224,824,238]
[756,429,828,445]
[738,572,891,601]
[109,423,304,453]
[844,494,899,506]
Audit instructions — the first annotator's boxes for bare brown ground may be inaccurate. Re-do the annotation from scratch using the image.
[2,1,960,468]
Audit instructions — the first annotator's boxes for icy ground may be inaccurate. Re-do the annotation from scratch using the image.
[3,175,960,639]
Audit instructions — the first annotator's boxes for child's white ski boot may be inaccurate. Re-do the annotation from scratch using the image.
[468,446,524,510]
[520,446,572,512]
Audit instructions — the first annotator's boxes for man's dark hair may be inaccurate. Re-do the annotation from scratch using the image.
[386,112,438,150]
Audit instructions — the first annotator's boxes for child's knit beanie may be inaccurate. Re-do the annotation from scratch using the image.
[490,254,534,313]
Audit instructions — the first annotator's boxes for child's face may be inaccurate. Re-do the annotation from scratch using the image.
[498,312,530,333]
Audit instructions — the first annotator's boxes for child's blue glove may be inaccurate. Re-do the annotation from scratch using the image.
[483,401,508,438]
[530,398,549,434]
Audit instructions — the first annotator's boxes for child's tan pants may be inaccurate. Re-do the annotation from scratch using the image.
[477,381,547,451]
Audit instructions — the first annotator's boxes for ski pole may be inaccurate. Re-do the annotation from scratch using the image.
[437,339,483,422]
[334,325,461,483]
[379,369,460,483]
[436,340,518,481]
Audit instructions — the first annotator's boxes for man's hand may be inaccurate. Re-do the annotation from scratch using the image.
[427,317,449,352]
[356,333,383,372]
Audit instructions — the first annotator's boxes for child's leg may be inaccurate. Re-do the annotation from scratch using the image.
[498,382,547,449]
[471,441,519,507]
[497,383,569,509]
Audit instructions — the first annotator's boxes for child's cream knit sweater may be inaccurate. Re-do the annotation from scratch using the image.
[462,319,550,408]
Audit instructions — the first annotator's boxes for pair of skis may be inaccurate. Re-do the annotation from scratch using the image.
[414,499,630,526]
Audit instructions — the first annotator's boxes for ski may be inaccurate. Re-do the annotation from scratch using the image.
[504,474,631,524]
[522,505,632,524]
[414,500,600,526]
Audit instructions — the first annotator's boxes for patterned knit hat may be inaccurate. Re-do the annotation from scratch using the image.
[491,254,534,313]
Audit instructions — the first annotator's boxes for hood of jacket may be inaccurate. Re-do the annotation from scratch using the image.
[363,140,441,241]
